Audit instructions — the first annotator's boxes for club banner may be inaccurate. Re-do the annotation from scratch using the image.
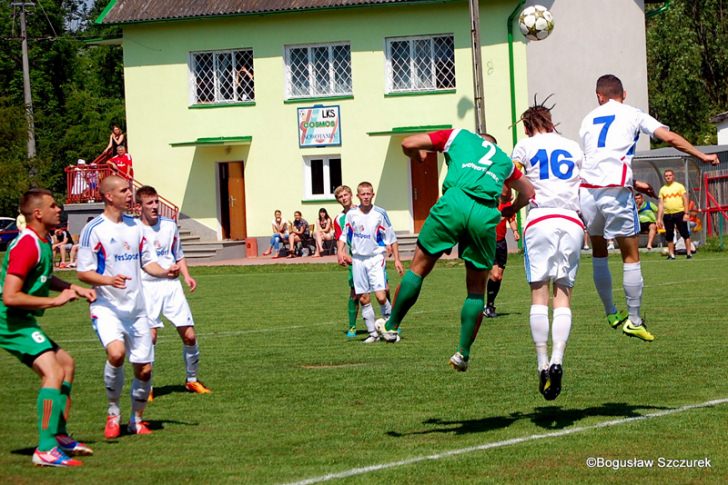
[298,105,341,147]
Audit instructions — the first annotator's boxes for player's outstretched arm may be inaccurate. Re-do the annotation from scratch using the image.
[634,180,657,198]
[77,270,130,289]
[50,276,96,303]
[402,134,436,162]
[653,127,720,165]
[2,274,77,309]
[142,262,180,279]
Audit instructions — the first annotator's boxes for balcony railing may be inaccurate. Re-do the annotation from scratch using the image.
[64,163,179,221]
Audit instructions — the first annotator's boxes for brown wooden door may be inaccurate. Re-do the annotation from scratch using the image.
[227,162,247,240]
[410,152,439,233]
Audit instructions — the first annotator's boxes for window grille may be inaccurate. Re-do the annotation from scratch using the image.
[286,43,352,98]
[385,35,455,93]
[191,49,255,104]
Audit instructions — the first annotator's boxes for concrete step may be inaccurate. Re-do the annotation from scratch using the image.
[182,239,246,261]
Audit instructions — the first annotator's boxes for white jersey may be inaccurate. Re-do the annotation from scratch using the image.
[340,205,396,257]
[140,217,183,282]
[579,100,666,188]
[512,132,583,212]
[77,214,157,315]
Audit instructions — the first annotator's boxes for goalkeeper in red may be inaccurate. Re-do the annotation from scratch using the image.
[376,129,534,370]
[0,189,96,467]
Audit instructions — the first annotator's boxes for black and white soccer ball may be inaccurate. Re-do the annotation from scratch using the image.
[518,5,554,41]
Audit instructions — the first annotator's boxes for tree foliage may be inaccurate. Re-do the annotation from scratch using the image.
[0,0,123,214]
[646,0,728,145]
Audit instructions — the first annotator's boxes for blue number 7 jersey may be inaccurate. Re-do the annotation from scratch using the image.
[511,132,583,212]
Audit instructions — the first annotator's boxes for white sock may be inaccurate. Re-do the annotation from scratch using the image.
[183,344,200,382]
[550,307,572,366]
[380,300,392,319]
[104,361,124,416]
[130,378,152,422]
[361,303,376,335]
[529,305,550,371]
[592,257,616,315]
[623,262,643,325]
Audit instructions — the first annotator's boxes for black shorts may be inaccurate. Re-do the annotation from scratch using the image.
[494,239,508,269]
[663,212,690,241]
[639,221,654,233]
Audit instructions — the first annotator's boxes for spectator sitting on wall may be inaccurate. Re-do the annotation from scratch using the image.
[262,210,289,258]
[634,192,658,250]
[288,211,310,258]
[108,145,134,180]
[312,207,334,257]
[52,227,76,268]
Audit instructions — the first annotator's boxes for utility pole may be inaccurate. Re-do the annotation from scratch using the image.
[469,0,486,135]
[12,1,37,159]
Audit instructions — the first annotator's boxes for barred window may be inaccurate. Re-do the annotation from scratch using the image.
[285,43,352,98]
[385,35,455,93]
[191,49,255,104]
[304,156,342,199]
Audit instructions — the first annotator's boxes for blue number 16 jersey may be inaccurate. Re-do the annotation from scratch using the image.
[511,132,583,212]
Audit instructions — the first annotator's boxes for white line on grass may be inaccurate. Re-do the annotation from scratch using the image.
[281,397,728,485]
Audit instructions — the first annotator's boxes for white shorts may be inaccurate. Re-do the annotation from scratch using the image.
[580,187,639,239]
[143,279,194,329]
[352,253,387,295]
[523,208,584,287]
[90,305,153,364]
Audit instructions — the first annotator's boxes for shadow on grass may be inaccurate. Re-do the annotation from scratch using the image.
[152,384,188,398]
[386,402,670,437]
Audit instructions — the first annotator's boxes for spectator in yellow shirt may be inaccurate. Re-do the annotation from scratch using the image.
[657,169,691,260]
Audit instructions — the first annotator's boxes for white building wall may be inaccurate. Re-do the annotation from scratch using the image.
[524,0,649,147]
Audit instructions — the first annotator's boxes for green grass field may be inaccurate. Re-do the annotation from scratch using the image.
[1,251,727,483]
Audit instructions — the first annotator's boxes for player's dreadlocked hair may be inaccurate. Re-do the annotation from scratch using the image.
[518,94,557,135]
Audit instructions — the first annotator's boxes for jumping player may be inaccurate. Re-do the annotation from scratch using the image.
[376,129,534,371]
[77,176,179,438]
[513,101,584,400]
[341,182,403,342]
[580,75,719,341]
[136,186,211,394]
[0,189,96,467]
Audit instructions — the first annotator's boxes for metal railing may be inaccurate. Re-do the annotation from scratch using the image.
[64,163,179,221]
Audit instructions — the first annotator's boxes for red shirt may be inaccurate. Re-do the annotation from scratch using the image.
[7,229,45,279]
[109,153,134,179]
[496,202,516,241]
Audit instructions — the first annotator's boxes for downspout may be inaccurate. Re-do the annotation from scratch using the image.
[645,0,672,19]
[507,0,526,248]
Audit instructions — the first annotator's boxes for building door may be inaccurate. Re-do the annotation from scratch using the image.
[218,162,247,240]
[410,152,439,233]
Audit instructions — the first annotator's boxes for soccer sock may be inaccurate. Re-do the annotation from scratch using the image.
[623,262,643,325]
[592,257,617,315]
[183,344,200,382]
[386,271,423,331]
[57,381,72,435]
[37,387,62,451]
[550,307,572,366]
[130,378,151,423]
[347,297,358,328]
[361,303,376,335]
[486,279,501,307]
[457,294,485,360]
[380,299,392,319]
[104,361,124,416]
[529,305,550,371]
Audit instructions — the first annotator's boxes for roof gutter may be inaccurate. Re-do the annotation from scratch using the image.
[507,0,526,148]
[95,0,118,25]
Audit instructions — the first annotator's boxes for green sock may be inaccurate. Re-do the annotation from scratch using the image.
[458,294,485,360]
[386,271,423,331]
[58,381,72,435]
[37,387,62,451]
[347,298,358,328]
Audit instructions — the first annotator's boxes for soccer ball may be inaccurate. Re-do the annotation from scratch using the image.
[661,247,670,256]
[518,5,554,41]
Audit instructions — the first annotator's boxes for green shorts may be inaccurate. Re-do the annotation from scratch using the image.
[417,187,501,271]
[0,316,57,367]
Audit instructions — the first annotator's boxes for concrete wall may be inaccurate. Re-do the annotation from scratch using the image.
[525,0,649,147]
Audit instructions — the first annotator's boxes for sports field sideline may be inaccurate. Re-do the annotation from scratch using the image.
[1,251,726,483]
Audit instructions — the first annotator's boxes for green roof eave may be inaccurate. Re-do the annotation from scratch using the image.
[170,136,253,147]
[98,0,456,26]
[83,37,123,46]
[367,124,452,136]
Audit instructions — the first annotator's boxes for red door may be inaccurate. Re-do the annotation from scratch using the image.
[410,152,439,233]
